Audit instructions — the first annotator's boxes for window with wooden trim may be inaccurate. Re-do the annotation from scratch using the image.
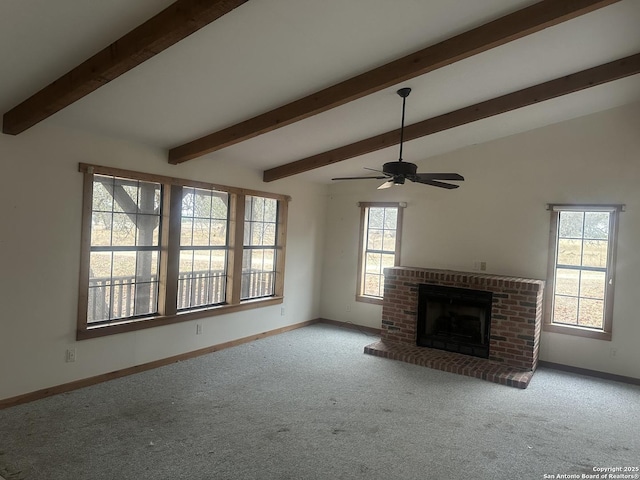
[78,164,289,339]
[356,202,403,304]
[87,175,162,323]
[242,196,278,300]
[544,204,621,340]
[178,187,229,310]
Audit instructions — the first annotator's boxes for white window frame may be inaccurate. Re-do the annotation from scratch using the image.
[356,202,404,305]
[543,204,622,341]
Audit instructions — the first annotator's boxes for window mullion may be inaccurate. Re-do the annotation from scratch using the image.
[159,184,181,317]
[228,193,245,304]
[274,199,288,297]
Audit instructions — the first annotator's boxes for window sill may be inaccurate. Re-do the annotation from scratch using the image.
[355,295,383,306]
[543,322,611,341]
[77,296,283,340]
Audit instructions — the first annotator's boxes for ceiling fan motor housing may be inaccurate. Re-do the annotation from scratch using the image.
[383,161,418,176]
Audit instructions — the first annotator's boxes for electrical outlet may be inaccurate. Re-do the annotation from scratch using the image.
[610,347,618,358]
[65,348,76,363]
[346,304,352,312]
[280,307,286,316]
[473,261,487,271]
[196,323,202,335]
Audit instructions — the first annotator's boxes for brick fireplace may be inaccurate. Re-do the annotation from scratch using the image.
[364,267,544,388]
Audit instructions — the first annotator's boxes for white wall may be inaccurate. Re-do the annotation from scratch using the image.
[0,124,327,401]
[320,102,640,379]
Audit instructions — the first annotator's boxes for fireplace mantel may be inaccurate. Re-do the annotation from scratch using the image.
[364,267,545,388]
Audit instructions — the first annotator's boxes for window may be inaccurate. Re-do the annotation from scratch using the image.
[544,204,621,340]
[88,175,162,323]
[356,202,403,304]
[179,187,229,310]
[242,196,278,300]
[78,164,289,339]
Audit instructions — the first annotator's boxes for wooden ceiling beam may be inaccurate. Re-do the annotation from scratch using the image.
[2,0,248,135]
[263,53,640,182]
[168,0,621,164]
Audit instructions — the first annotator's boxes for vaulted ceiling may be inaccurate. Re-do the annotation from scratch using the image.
[2,0,639,184]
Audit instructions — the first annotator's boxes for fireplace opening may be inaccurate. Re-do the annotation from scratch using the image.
[417,284,493,358]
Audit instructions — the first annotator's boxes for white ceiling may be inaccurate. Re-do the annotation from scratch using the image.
[1,0,639,184]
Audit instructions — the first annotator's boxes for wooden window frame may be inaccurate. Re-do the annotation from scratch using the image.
[543,204,622,341]
[241,196,281,300]
[77,163,290,340]
[355,202,404,305]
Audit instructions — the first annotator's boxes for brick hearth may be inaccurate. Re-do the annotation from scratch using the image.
[364,267,544,388]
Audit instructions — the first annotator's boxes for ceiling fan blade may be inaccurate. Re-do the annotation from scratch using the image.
[414,173,464,181]
[364,167,390,175]
[411,177,460,189]
[332,176,388,180]
[377,180,394,190]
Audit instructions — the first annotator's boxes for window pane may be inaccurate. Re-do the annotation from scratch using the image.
[367,229,383,250]
[113,251,136,278]
[241,249,275,299]
[263,249,275,271]
[211,250,227,273]
[87,285,111,323]
[134,281,157,316]
[180,250,194,273]
[137,182,160,215]
[558,211,583,239]
[368,208,384,229]
[89,251,112,282]
[381,253,395,269]
[584,212,609,240]
[92,180,113,212]
[264,198,277,223]
[553,296,578,325]
[182,189,195,216]
[135,251,158,283]
[578,299,604,328]
[110,277,134,319]
[383,208,397,229]
[181,218,193,246]
[251,223,265,246]
[91,212,112,246]
[112,180,139,214]
[211,195,228,219]
[365,253,381,274]
[250,197,264,221]
[263,223,276,245]
[582,240,608,268]
[210,220,227,246]
[382,230,396,251]
[178,247,228,309]
[111,213,136,246]
[580,271,606,300]
[193,218,210,246]
[193,190,212,218]
[364,274,381,297]
[557,238,582,266]
[136,215,159,246]
[555,268,579,296]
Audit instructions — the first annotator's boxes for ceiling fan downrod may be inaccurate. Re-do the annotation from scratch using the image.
[397,87,411,163]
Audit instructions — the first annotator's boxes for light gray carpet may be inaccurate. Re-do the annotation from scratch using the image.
[1,323,638,480]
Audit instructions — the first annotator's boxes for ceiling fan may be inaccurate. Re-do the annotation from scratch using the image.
[332,87,464,190]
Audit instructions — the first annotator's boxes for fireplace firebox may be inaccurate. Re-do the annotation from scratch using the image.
[417,284,493,358]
